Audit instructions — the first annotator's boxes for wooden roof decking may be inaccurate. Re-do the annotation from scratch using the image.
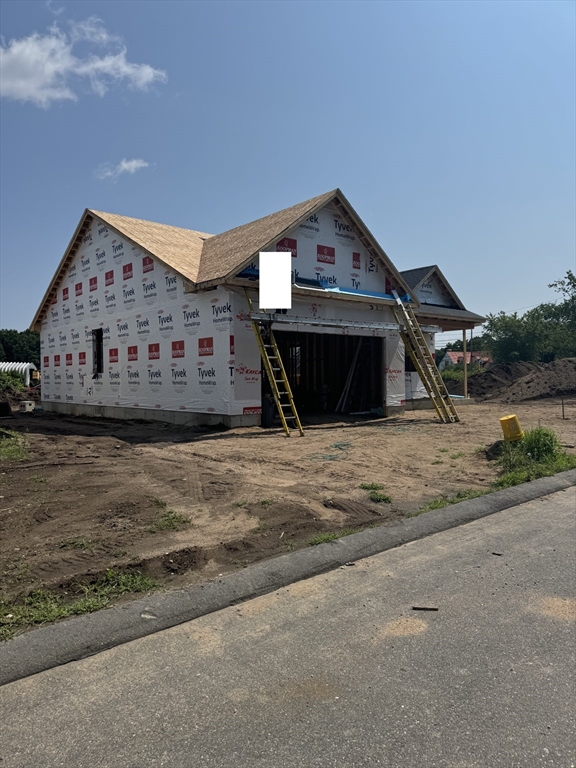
[32,189,417,329]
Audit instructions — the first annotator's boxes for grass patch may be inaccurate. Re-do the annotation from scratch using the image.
[0,569,158,642]
[369,490,392,504]
[259,499,273,507]
[0,429,28,461]
[415,426,575,515]
[233,501,248,508]
[431,460,444,465]
[450,452,465,459]
[359,483,391,503]
[58,538,94,551]
[308,528,359,546]
[415,489,489,515]
[494,427,576,488]
[438,448,448,453]
[149,509,190,532]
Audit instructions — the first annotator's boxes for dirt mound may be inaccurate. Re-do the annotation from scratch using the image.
[447,358,576,403]
[447,361,541,399]
[495,358,576,403]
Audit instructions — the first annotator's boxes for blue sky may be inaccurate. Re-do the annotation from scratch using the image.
[1,0,574,345]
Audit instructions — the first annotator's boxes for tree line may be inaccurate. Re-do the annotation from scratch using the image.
[437,271,576,366]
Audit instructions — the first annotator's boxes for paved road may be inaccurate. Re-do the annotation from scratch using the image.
[1,488,575,768]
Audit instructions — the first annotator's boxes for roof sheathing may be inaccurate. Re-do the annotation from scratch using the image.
[31,210,211,331]
[202,188,415,303]
[196,190,337,286]
[90,210,211,285]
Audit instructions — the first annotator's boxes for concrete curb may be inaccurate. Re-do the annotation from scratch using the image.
[2,469,575,687]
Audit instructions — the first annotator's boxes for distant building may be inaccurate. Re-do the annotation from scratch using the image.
[438,351,492,372]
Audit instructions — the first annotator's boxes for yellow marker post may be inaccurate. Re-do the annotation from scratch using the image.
[499,414,524,442]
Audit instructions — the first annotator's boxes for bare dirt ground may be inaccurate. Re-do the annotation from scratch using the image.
[1,395,575,606]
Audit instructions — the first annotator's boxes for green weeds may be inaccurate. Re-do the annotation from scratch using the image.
[149,510,190,532]
[308,529,358,546]
[148,498,189,531]
[359,483,392,504]
[0,569,158,642]
[494,427,576,488]
[0,429,28,461]
[415,489,488,515]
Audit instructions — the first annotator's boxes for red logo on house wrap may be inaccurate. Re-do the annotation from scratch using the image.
[79,352,86,365]
[276,237,297,258]
[317,245,335,264]
[148,343,160,360]
[230,335,235,356]
[243,407,262,415]
[62,287,69,301]
[109,348,119,363]
[89,277,98,292]
[198,337,213,356]
[66,353,73,366]
[123,263,133,280]
[142,256,154,273]
[43,356,49,368]
[172,340,185,358]
[128,345,138,361]
[75,282,83,296]
[105,270,114,286]
[353,252,361,270]
[54,355,61,367]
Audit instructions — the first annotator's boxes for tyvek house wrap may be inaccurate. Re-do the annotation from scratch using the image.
[40,218,262,416]
[405,332,435,401]
[233,288,407,410]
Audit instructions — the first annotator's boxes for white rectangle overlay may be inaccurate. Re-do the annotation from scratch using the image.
[259,252,292,309]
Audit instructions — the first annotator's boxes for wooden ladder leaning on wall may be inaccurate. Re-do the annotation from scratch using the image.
[391,290,460,424]
[244,289,304,437]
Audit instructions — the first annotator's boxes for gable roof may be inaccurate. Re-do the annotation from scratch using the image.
[31,209,213,330]
[32,190,418,329]
[400,264,466,310]
[91,210,213,282]
[198,188,413,301]
[197,190,336,285]
[400,266,437,291]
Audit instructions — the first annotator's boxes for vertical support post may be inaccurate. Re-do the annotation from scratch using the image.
[463,329,468,399]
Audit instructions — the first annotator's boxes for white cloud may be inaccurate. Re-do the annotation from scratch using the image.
[95,158,150,183]
[0,17,167,108]
[46,1,65,16]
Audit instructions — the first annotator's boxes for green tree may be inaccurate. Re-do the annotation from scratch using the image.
[483,271,576,364]
[0,329,40,368]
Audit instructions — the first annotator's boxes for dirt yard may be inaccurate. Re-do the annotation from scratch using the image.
[1,397,575,604]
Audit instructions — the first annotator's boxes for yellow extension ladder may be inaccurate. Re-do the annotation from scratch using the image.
[244,290,304,436]
[391,291,460,424]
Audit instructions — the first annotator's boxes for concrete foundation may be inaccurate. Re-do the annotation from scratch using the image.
[40,401,261,428]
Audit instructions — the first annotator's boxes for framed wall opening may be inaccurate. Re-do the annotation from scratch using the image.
[266,330,384,414]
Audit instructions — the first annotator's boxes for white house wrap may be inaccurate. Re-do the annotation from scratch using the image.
[33,189,485,426]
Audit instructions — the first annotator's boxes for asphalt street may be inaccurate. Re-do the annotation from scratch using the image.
[1,487,575,768]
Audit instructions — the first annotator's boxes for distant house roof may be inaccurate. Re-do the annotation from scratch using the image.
[31,189,415,330]
[400,266,437,291]
[400,264,486,329]
[444,351,491,365]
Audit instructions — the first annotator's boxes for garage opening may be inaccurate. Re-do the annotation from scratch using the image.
[266,330,384,414]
